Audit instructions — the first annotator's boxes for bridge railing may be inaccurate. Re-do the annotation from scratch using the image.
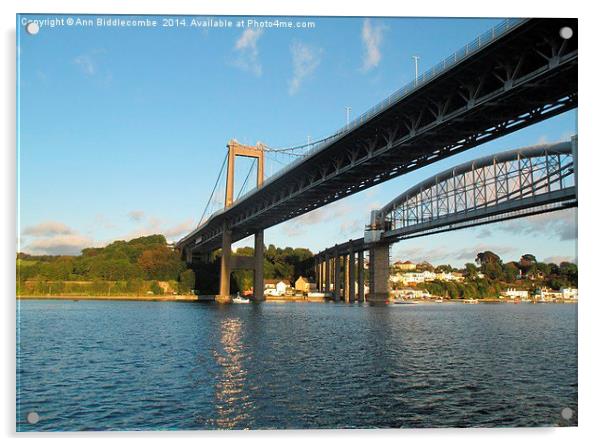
[230,18,525,208]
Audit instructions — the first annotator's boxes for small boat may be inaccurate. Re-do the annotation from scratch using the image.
[463,298,479,304]
[435,297,444,303]
[232,293,250,304]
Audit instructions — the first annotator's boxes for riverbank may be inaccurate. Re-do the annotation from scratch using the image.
[16,294,204,302]
[15,295,578,304]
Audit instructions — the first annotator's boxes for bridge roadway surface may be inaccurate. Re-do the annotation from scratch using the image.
[177,18,577,258]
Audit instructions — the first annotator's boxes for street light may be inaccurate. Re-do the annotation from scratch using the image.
[412,55,420,84]
[345,106,352,126]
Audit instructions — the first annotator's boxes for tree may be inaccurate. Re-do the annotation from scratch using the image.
[416,261,434,272]
[464,263,479,280]
[475,251,502,266]
[502,262,519,282]
[150,281,164,295]
[435,264,454,273]
[559,262,578,285]
[547,263,560,275]
[127,278,145,295]
[475,251,503,280]
[179,269,196,294]
[137,246,185,280]
[519,254,537,275]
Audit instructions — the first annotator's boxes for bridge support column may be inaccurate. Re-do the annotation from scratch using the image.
[325,255,330,293]
[315,256,319,291]
[318,256,326,292]
[368,243,390,304]
[217,228,233,303]
[343,254,350,302]
[253,231,264,301]
[333,248,341,301]
[348,247,356,303]
[358,249,365,302]
[319,256,324,292]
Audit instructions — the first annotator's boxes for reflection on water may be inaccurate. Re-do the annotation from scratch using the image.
[16,301,577,431]
[212,317,253,428]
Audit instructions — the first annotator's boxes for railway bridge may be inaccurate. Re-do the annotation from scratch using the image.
[314,138,577,302]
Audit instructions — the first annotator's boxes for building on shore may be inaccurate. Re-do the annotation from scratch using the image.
[500,288,530,299]
[295,276,316,293]
[264,279,290,296]
[392,287,431,299]
[534,287,578,301]
[561,287,578,300]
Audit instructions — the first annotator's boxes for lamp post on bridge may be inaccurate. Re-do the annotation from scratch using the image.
[412,55,420,84]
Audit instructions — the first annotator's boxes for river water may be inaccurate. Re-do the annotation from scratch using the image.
[16,300,577,431]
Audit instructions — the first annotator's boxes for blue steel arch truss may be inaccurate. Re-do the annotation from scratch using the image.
[377,140,576,242]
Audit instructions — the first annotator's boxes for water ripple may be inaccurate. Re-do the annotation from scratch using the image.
[16,301,577,430]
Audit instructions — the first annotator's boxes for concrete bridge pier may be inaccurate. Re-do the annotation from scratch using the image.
[358,249,365,302]
[326,255,331,293]
[368,243,390,304]
[342,254,347,302]
[217,227,233,303]
[348,245,356,303]
[253,230,265,302]
[318,255,325,292]
[315,257,318,290]
[333,247,341,301]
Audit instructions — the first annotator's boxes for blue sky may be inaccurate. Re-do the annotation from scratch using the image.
[17,14,577,267]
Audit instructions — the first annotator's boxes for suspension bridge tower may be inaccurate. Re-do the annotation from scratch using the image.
[218,140,266,303]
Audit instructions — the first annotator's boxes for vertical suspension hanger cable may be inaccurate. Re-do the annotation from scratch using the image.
[236,158,257,201]
[197,152,228,227]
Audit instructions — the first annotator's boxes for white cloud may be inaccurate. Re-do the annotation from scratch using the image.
[21,221,94,255]
[93,214,115,230]
[233,28,263,76]
[393,243,515,266]
[73,54,96,76]
[118,216,194,243]
[340,219,363,237]
[361,19,386,72]
[25,234,94,256]
[73,49,110,83]
[163,219,195,238]
[282,200,351,237]
[127,210,145,222]
[543,255,576,265]
[22,221,74,237]
[288,41,322,95]
[497,208,577,241]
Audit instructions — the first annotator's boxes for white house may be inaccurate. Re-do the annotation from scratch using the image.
[561,287,578,300]
[500,288,529,299]
[264,279,290,296]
